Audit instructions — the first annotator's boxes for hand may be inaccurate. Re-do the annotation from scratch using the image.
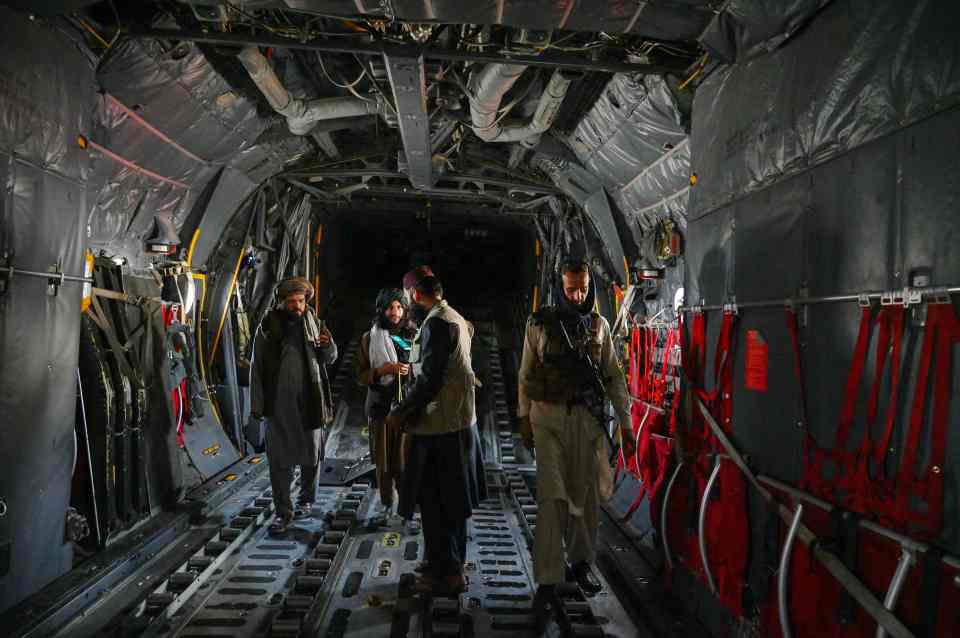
[378,362,409,377]
[518,416,535,452]
[315,331,331,347]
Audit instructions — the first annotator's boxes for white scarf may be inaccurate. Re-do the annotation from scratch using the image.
[369,324,397,387]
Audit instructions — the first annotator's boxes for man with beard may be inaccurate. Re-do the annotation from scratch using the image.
[517,259,634,617]
[385,275,486,596]
[355,288,414,513]
[250,277,338,531]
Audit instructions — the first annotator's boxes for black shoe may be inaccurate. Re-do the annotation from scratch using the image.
[533,585,556,633]
[270,511,294,534]
[570,561,603,595]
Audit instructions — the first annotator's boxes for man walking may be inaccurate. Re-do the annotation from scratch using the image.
[517,259,634,613]
[386,275,485,596]
[251,277,337,531]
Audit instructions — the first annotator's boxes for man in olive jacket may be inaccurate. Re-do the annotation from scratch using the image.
[251,277,337,530]
[386,276,486,596]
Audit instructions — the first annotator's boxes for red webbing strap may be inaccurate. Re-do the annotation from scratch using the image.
[872,307,905,469]
[629,325,641,396]
[849,308,900,511]
[865,308,893,433]
[715,311,736,435]
[691,312,707,388]
[834,306,874,454]
[620,325,643,477]
[895,305,938,523]
[895,302,960,536]
[702,311,746,615]
[668,326,682,436]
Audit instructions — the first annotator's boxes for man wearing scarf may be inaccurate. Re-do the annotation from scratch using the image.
[355,288,414,512]
[517,259,633,615]
[251,277,338,531]
[385,276,486,597]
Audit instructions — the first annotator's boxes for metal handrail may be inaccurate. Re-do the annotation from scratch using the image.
[757,474,960,572]
[660,461,685,572]
[877,550,914,638]
[679,285,959,313]
[778,504,804,638]
[698,455,723,594]
[695,398,914,638]
[0,265,92,284]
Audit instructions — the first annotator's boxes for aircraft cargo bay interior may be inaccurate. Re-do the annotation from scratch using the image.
[0,2,959,637]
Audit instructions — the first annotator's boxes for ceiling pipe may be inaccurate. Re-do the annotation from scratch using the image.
[237,47,382,136]
[469,64,578,144]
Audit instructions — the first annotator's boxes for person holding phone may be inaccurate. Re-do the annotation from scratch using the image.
[250,277,338,532]
[355,288,415,513]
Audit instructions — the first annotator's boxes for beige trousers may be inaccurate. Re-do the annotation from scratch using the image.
[530,401,604,585]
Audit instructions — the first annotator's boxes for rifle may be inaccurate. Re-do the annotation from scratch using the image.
[556,317,629,465]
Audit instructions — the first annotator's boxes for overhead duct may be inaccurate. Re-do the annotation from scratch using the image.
[469,64,577,146]
[237,47,382,136]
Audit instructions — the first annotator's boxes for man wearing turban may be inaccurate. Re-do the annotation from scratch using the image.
[251,277,338,531]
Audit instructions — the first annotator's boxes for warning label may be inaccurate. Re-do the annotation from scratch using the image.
[745,330,769,392]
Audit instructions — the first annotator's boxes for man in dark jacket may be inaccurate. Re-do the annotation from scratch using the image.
[251,277,337,531]
[386,276,486,596]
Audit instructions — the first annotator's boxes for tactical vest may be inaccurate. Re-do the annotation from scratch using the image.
[525,307,603,404]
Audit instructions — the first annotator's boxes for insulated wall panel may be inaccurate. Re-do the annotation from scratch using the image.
[900,108,960,286]
[0,9,95,614]
[683,206,733,309]
[691,0,960,218]
[0,159,88,613]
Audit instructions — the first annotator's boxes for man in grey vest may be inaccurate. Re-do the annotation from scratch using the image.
[386,276,485,597]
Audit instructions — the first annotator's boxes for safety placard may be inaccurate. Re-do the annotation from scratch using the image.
[745,330,769,392]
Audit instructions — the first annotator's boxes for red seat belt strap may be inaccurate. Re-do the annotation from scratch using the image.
[835,306,874,453]
[873,307,905,468]
[895,302,960,535]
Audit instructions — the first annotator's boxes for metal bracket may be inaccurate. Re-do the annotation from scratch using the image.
[925,287,953,305]
[723,302,738,315]
[880,287,921,307]
[858,293,872,307]
[47,262,65,297]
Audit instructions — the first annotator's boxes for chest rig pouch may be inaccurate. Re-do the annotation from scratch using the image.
[526,307,602,404]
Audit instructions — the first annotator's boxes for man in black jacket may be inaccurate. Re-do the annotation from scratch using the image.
[251,277,337,531]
